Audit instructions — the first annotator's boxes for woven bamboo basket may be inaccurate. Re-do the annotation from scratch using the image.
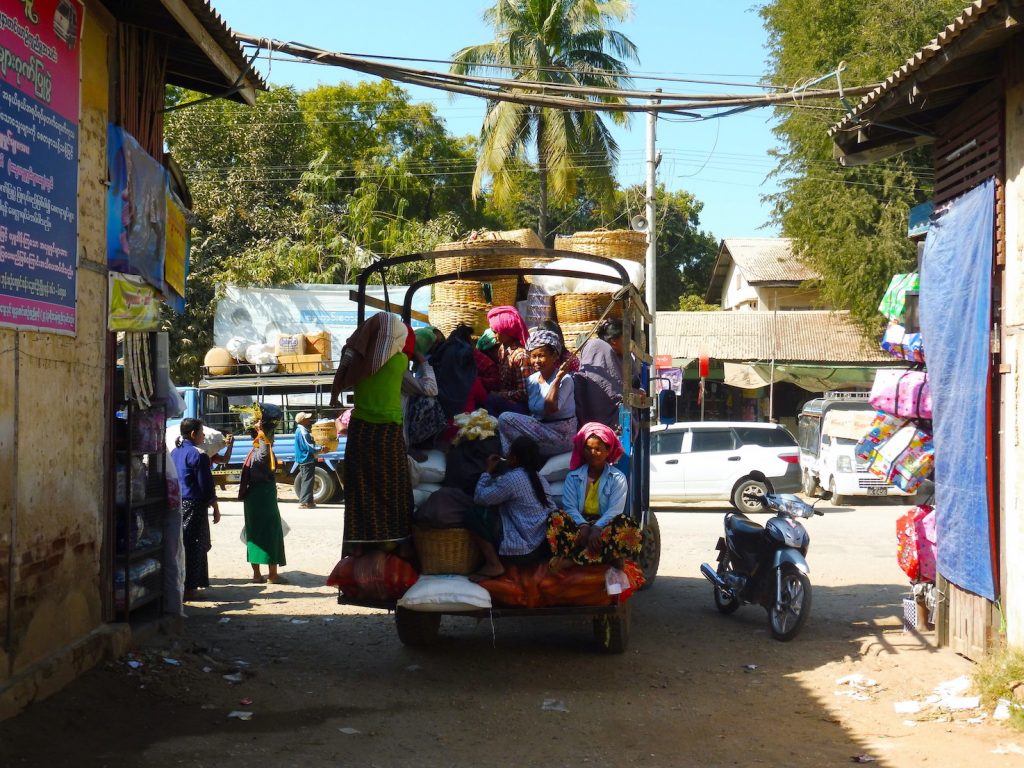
[559,320,601,348]
[496,228,544,249]
[428,301,490,337]
[413,527,482,575]
[557,228,647,263]
[433,280,487,305]
[435,236,519,275]
[486,278,518,307]
[554,292,622,324]
[311,421,339,453]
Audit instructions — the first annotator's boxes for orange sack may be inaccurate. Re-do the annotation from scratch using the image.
[326,551,419,601]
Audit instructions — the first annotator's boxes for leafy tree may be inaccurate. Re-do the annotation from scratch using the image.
[616,184,718,310]
[678,295,721,311]
[760,0,966,326]
[163,86,312,383]
[451,0,638,240]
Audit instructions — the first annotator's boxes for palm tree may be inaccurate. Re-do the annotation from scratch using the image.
[452,0,638,240]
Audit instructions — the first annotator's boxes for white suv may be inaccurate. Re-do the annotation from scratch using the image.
[649,421,802,512]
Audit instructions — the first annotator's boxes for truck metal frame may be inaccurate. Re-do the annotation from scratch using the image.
[337,246,660,652]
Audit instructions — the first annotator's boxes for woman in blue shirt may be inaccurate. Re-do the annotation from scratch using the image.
[496,329,577,457]
[547,422,642,566]
[170,418,221,601]
[466,436,556,580]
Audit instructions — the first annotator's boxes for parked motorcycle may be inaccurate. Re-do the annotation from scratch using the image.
[700,490,831,641]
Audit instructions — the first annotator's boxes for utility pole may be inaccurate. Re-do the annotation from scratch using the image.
[645,90,660,359]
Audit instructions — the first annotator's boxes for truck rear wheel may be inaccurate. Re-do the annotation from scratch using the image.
[802,470,819,497]
[593,603,631,654]
[312,466,338,504]
[395,607,441,647]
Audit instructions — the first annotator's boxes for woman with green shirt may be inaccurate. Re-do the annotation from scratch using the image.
[333,314,417,553]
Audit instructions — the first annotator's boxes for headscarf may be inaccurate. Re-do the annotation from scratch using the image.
[476,328,498,352]
[330,312,408,404]
[403,324,416,356]
[486,305,529,348]
[525,329,563,355]
[569,421,624,470]
[414,326,438,357]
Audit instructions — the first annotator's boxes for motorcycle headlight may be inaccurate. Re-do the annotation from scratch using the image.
[837,455,853,473]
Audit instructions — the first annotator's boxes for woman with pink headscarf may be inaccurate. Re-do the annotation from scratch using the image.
[483,305,531,416]
[546,422,642,566]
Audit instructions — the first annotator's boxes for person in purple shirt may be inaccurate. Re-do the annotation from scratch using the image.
[170,418,221,601]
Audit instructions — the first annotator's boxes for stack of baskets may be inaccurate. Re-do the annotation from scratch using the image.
[429,234,522,336]
[547,228,643,330]
[413,526,482,575]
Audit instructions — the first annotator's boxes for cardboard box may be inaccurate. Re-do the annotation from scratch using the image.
[278,353,326,373]
[275,333,306,357]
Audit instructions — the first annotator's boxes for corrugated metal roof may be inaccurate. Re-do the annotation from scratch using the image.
[721,238,819,284]
[829,0,1001,137]
[657,310,890,363]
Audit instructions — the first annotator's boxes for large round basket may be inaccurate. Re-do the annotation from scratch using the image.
[557,229,647,263]
[496,228,544,249]
[311,421,339,453]
[554,292,622,324]
[428,301,490,337]
[435,236,520,275]
[559,320,601,349]
[433,280,487,305]
[486,278,519,307]
[413,527,482,575]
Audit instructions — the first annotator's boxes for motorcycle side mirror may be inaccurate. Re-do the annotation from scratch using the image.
[818,490,834,501]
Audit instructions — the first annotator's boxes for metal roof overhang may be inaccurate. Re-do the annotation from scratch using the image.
[100,0,266,105]
[830,1,1023,165]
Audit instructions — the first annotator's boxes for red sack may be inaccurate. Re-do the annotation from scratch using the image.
[325,551,418,600]
[896,505,934,582]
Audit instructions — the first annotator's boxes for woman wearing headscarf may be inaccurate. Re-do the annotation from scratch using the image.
[574,318,625,429]
[238,404,287,583]
[331,312,416,553]
[538,319,580,374]
[546,422,642,566]
[484,305,531,415]
[474,329,502,393]
[402,326,446,448]
[495,328,577,457]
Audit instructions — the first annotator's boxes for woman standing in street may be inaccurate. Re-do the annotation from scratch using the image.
[238,404,287,583]
[170,418,221,601]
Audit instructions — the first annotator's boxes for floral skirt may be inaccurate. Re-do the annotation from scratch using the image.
[546,509,643,566]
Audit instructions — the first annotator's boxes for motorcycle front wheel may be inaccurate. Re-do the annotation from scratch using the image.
[768,564,811,641]
[713,563,741,615]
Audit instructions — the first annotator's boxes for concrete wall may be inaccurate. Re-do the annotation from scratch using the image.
[1002,49,1024,647]
[0,5,130,720]
[720,263,758,310]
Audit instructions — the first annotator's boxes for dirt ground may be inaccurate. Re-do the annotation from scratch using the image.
[2,491,1023,768]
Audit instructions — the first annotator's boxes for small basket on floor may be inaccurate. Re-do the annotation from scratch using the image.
[413,527,482,575]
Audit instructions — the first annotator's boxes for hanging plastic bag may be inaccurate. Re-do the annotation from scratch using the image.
[855,411,908,462]
[880,322,925,364]
[605,566,631,596]
[869,368,932,419]
[878,273,920,322]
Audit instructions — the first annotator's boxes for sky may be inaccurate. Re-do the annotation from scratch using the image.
[210,0,787,242]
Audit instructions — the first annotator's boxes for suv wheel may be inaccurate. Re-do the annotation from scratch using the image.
[732,478,768,513]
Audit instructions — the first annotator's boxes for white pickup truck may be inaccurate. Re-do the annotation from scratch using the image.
[797,392,914,506]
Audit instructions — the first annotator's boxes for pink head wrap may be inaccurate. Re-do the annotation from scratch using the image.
[486,305,529,348]
[569,422,625,470]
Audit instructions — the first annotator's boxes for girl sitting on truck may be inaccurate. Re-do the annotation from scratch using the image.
[547,422,642,567]
[465,436,557,581]
[496,329,577,457]
[483,305,532,416]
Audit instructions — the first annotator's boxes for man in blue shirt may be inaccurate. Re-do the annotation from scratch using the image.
[293,412,323,508]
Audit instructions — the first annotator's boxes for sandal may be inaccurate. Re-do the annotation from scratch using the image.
[251,575,267,584]
[268,575,289,584]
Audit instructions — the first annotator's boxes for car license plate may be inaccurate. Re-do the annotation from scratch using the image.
[866,487,887,496]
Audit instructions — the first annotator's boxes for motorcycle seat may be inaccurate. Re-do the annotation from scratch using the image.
[725,513,764,537]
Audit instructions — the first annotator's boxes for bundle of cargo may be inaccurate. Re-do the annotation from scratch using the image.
[554,228,647,263]
[429,233,522,335]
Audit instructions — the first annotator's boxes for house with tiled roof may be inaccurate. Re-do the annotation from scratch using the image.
[705,238,823,311]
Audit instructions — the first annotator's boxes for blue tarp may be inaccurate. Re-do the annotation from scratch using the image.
[920,178,995,601]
